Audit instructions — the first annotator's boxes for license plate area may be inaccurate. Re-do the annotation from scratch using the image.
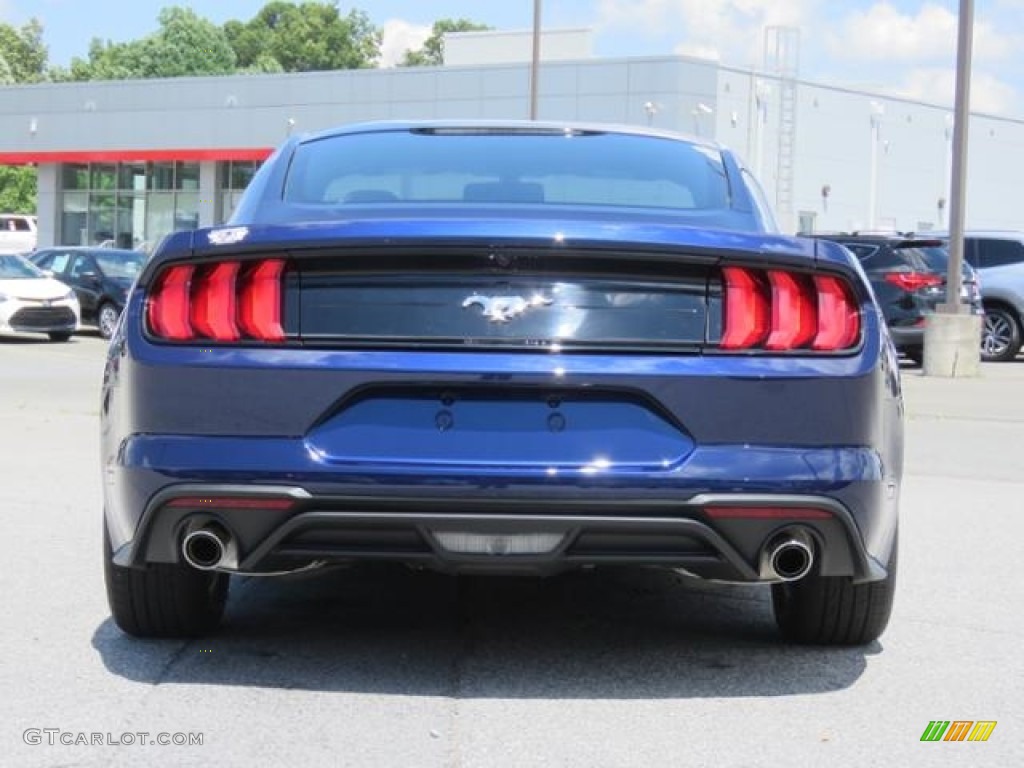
[304,388,694,470]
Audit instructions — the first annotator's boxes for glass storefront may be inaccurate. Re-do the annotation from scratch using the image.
[57,160,260,250]
[219,161,260,221]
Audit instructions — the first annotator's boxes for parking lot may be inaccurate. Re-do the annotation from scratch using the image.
[2,333,1021,768]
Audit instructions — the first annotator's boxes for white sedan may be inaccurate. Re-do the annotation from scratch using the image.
[0,253,80,341]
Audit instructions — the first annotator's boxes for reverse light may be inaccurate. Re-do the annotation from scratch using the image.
[147,258,286,343]
[721,267,861,352]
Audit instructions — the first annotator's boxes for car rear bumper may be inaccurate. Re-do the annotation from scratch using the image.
[106,439,895,584]
[888,325,925,350]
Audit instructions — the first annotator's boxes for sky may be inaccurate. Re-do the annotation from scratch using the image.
[2,0,1023,117]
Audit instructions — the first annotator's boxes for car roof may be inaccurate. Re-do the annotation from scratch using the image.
[36,246,141,255]
[295,119,723,152]
[806,232,945,247]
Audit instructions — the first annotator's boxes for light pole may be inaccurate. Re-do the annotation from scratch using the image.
[924,0,981,376]
[867,101,884,230]
[643,101,659,126]
[529,0,542,120]
[942,114,954,226]
[692,103,713,136]
[751,81,770,179]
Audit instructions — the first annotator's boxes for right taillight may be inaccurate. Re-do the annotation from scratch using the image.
[147,258,287,343]
[721,267,861,352]
[883,272,943,292]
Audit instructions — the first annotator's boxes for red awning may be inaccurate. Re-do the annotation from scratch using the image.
[0,147,274,165]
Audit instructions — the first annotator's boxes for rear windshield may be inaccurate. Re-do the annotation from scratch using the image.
[841,241,936,271]
[283,129,731,212]
[93,250,145,279]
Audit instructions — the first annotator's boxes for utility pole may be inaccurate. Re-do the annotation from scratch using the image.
[923,0,982,376]
[529,0,542,120]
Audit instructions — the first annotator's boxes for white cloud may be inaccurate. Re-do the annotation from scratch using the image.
[893,67,1017,114]
[379,18,432,68]
[830,2,1013,62]
[598,0,812,65]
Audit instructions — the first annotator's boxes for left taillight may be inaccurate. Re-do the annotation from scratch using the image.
[147,258,287,343]
[720,266,861,352]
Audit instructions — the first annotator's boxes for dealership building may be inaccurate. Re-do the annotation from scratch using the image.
[1,28,1023,249]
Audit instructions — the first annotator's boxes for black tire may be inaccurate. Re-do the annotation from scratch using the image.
[772,532,897,646]
[104,519,228,638]
[97,302,120,340]
[980,305,1022,362]
[48,332,72,342]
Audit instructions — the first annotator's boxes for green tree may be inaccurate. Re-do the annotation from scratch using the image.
[401,18,491,67]
[225,2,380,72]
[55,7,236,81]
[0,165,37,213]
[0,19,48,212]
[0,19,48,82]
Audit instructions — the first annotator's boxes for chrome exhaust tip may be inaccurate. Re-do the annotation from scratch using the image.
[760,529,815,582]
[182,524,237,571]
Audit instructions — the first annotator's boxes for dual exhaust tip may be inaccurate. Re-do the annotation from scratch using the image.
[182,521,815,581]
[182,523,238,571]
[759,528,815,582]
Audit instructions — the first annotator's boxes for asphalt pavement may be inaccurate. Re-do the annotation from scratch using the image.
[1,333,1020,768]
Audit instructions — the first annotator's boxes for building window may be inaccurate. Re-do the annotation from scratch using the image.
[176,162,200,191]
[62,164,90,191]
[58,161,203,249]
[219,161,261,222]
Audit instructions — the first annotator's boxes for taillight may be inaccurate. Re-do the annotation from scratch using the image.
[883,272,943,292]
[721,267,860,352]
[721,267,770,349]
[238,260,285,342]
[147,258,286,342]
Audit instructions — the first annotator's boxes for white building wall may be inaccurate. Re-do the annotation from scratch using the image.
[2,54,1024,237]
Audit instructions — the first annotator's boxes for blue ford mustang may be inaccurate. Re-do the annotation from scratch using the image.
[101,121,902,644]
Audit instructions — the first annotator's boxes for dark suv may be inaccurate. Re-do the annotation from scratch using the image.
[807,233,983,364]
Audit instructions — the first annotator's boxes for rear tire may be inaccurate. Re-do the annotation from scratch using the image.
[48,332,72,342]
[772,531,897,645]
[104,519,228,638]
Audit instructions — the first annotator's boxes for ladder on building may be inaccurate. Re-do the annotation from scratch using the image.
[764,27,800,226]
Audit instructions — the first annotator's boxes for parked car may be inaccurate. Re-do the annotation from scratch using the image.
[928,231,1024,362]
[29,247,146,339]
[0,214,38,254]
[0,252,80,341]
[101,121,902,645]
[806,233,983,364]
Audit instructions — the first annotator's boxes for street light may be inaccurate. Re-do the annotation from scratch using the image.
[751,81,770,178]
[643,101,660,126]
[692,103,713,136]
[529,0,542,120]
[924,0,981,377]
[942,114,954,227]
[867,101,885,230]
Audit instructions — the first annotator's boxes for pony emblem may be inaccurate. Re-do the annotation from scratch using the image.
[461,293,552,323]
